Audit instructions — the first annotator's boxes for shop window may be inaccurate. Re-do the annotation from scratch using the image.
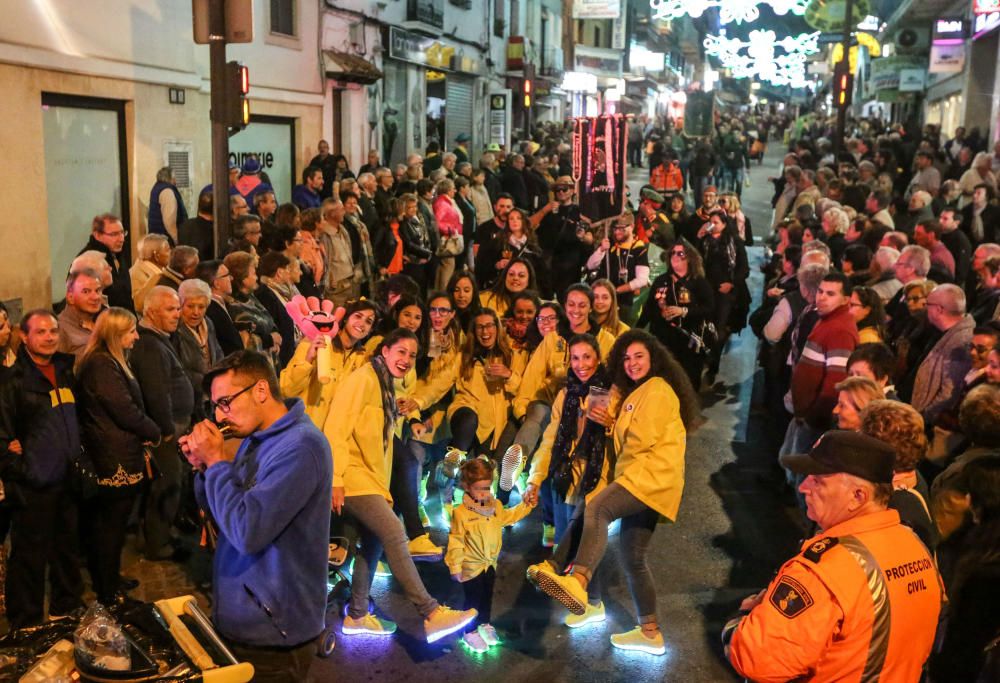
[270,0,295,37]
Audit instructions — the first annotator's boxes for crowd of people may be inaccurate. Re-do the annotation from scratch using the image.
[0,110,997,681]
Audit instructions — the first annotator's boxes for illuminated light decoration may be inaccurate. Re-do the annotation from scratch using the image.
[804,0,871,32]
[703,30,820,89]
[649,0,808,24]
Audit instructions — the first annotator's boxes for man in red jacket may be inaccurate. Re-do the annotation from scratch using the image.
[786,272,858,454]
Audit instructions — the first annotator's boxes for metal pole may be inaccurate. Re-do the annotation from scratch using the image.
[209,0,229,258]
[833,0,855,158]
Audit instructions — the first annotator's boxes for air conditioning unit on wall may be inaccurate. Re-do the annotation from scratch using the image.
[893,27,930,54]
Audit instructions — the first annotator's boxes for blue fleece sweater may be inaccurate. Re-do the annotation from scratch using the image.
[194,399,332,647]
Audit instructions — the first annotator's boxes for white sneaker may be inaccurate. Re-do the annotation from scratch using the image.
[462,630,488,653]
[499,444,525,492]
[478,623,500,646]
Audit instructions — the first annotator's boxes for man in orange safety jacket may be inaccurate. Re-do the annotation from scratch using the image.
[723,430,942,682]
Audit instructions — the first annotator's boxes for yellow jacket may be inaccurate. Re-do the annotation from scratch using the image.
[513,330,616,419]
[527,388,613,504]
[324,364,393,501]
[447,350,527,449]
[446,498,534,580]
[602,319,630,338]
[479,290,509,318]
[279,338,368,428]
[410,335,464,444]
[612,377,686,520]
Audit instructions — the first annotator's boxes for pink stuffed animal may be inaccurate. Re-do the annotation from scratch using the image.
[285,295,345,384]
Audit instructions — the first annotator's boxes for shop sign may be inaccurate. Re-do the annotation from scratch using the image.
[229,119,294,202]
[870,55,926,91]
[973,0,1000,14]
[573,0,621,19]
[387,27,480,74]
[898,69,926,92]
[973,9,1000,39]
[488,90,512,148]
[929,43,966,73]
[933,18,967,43]
[574,48,624,76]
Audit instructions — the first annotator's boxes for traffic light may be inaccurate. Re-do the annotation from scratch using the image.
[834,70,853,109]
[222,61,250,130]
[523,78,532,108]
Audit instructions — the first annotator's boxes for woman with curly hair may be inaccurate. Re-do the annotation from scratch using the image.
[531,329,700,655]
[859,399,936,551]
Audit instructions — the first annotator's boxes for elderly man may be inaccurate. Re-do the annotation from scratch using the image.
[131,286,194,561]
[57,268,104,358]
[791,169,821,214]
[869,247,902,303]
[911,284,975,426]
[501,153,530,210]
[373,167,395,221]
[907,150,942,199]
[0,310,86,627]
[821,207,850,266]
[318,198,357,306]
[479,152,502,203]
[155,245,200,291]
[970,255,1000,324]
[196,259,243,356]
[725,431,942,681]
[147,166,188,244]
[130,234,171,312]
[886,244,932,341]
[899,190,935,238]
[80,213,132,311]
[865,189,895,229]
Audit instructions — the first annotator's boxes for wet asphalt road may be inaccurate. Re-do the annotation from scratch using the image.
[308,148,808,682]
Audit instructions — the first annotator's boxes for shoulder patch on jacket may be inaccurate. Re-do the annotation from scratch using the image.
[769,575,814,619]
[803,536,839,563]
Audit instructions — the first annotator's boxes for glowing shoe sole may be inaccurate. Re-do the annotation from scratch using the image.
[610,628,666,655]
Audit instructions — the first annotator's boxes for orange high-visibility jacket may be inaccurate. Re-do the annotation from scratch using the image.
[650,163,683,192]
[727,509,942,683]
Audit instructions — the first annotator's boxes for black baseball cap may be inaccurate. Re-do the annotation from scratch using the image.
[779,430,895,485]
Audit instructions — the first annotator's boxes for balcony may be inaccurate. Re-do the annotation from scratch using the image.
[540,46,564,79]
[404,0,444,33]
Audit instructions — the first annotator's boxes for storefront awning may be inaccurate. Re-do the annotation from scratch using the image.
[323,50,383,85]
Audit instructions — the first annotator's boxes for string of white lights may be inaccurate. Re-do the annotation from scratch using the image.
[649,0,809,25]
[703,30,821,89]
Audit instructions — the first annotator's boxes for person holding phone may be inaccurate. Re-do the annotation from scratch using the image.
[523,334,612,628]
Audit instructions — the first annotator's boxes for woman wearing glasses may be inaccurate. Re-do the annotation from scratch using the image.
[638,239,714,391]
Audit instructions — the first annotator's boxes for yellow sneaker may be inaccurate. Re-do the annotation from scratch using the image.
[565,601,606,629]
[610,627,666,655]
[342,612,396,636]
[408,533,443,560]
[424,606,478,643]
[526,559,555,586]
[535,567,587,615]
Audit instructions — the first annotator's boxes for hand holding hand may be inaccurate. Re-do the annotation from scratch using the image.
[523,484,539,506]
[397,397,419,414]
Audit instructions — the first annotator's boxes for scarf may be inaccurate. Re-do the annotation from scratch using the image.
[462,491,496,518]
[549,365,611,498]
[370,355,397,454]
[503,317,529,344]
[428,329,454,359]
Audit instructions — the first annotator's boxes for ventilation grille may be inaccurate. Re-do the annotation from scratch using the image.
[168,150,190,188]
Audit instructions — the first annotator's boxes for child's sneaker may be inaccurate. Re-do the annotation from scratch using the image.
[342,613,396,636]
[499,444,524,491]
[441,447,467,479]
[477,623,500,646]
[408,533,443,560]
[462,630,489,653]
[424,606,478,643]
[541,523,556,548]
[565,601,606,629]
[610,627,666,655]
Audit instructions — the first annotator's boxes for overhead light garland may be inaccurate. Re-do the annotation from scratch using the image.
[703,30,820,89]
[650,0,808,25]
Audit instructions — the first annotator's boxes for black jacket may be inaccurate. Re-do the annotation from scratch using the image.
[79,236,133,312]
[207,299,243,356]
[639,272,715,353]
[399,216,433,262]
[131,325,195,435]
[483,169,502,204]
[255,285,297,368]
[0,348,80,487]
[76,351,160,489]
[501,166,530,210]
[178,215,215,261]
[959,203,1000,245]
[941,227,973,286]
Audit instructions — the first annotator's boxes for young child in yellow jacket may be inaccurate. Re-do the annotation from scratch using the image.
[446,458,534,653]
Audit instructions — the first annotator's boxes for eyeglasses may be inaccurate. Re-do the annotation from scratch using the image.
[103,229,128,238]
[536,314,558,323]
[429,306,453,315]
[905,295,925,303]
[210,382,257,414]
[670,250,687,259]
[555,186,573,192]
[475,322,497,331]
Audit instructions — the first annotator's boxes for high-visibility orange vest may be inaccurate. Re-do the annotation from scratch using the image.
[727,509,942,683]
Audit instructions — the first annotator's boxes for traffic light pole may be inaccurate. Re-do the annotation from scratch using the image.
[209,0,230,257]
[832,0,854,157]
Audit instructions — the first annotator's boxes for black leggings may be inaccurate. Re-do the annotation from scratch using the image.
[82,492,137,604]
[448,407,517,503]
[462,566,496,630]
[389,436,425,540]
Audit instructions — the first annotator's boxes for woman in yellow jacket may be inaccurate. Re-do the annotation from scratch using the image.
[325,329,477,643]
[524,333,614,627]
[278,298,377,428]
[503,283,615,546]
[478,257,537,319]
[592,278,631,338]
[533,329,702,656]
[441,308,526,508]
